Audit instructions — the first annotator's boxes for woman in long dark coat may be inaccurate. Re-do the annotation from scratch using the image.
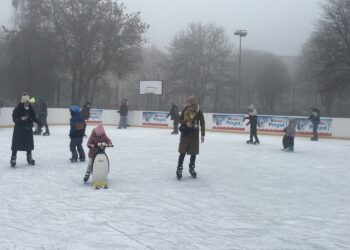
[176,95,205,180]
[11,93,41,167]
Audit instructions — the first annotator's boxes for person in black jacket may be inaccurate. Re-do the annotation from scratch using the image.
[309,107,320,141]
[10,93,42,167]
[166,103,179,134]
[35,97,50,136]
[69,105,86,162]
[244,104,260,145]
[118,99,128,129]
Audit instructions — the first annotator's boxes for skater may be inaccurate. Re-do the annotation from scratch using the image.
[166,102,179,134]
[309,107,320,141]
[84,124,112,183]
[118,98,128,129]
[244,104,260,144]
[36,97,50,136]
[176,95,205,180]
[81,102,91,136]
[69,105,86,162]
[282,117,298,152]
[10,93,42,167]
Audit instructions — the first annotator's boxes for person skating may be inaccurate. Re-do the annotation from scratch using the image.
[69,105,86,162]
[81,102,91,136]
[118,99,128,129]
[309,107,320,141]
[244,104,260,144]
[166,103,179,134]
[10,93,42,167]
[176,95,205,180]
[84,124,113,183]
[36,97,50,136]
[282,117,298,152]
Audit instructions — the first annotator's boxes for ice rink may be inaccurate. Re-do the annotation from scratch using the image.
[0,126,350,250]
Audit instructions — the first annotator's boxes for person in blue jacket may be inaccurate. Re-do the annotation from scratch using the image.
[69,106,86,162]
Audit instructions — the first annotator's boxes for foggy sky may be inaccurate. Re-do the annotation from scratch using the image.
[0,0,322,56]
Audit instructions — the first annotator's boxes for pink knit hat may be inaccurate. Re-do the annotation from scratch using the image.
[95,124,105,136]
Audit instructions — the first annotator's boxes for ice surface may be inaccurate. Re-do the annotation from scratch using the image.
[0,126,350,250]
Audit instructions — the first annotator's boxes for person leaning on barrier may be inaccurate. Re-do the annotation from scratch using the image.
[166,102,179,134]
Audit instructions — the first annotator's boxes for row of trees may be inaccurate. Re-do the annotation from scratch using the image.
[0,0,349,116]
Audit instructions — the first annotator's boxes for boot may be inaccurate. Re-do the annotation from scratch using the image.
[43,132,50,136]
[246,140,253,144]
[176,166,183,180]
[189,165,197,178]
[10,156,16,168]
[253,141,260,145]
[83,172,90,183]
[27,154,35,165]
[70,158,77,162]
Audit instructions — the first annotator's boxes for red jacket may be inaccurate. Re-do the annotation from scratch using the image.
[87,130,112,158]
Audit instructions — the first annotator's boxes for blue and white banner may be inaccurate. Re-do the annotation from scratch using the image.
[257,116,289,132]
[297,117,332,136]
[213,114,245,131]
[142,111,169,127]
[87,109,103,124]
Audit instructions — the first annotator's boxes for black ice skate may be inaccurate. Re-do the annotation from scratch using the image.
[253,141,260,145]
[83,172,90,183]
[189,166,197,178]
[10,156,16,168]
[43,132,50,136]
[176,166,183,180]
[246,140,253,144]
[70,158,77,162]
[27,155,35,165]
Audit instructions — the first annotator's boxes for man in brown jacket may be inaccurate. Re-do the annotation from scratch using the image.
[177,95,205,180]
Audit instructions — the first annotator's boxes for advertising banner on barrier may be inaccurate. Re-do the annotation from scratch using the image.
[257,116,289,133]
[257,115,332,136]
[213,114,245,131]
[297,117,332,136]
[142,111,169,127]
[87,109,103,124]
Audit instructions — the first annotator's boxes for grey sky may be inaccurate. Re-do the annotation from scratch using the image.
[0,0,322,56]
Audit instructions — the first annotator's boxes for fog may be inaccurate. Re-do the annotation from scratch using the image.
[0,0,321,56]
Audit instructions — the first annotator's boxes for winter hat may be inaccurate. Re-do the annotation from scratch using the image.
[21,93,30,103]
[69,105,80,113]
[30,97,36,104]
[95,124,105,137]
[249,104,255,110]
[186,95,198,106]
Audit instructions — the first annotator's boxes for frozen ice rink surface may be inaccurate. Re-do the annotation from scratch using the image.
[0,126,350,250]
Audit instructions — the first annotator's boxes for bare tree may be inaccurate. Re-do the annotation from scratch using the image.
[44,0,148,104]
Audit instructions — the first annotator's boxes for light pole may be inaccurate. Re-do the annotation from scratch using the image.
[234,29,247,112]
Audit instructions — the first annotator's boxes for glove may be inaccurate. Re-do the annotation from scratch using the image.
[21,116,28,121]
[201,136,205,143]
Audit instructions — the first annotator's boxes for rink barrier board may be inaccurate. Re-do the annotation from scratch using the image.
[0,108,349,139]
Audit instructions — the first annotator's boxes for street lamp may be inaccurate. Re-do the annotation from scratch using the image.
[234,29,247,112]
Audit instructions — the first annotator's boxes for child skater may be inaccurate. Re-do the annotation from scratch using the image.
[282,117,298,152]
[244,104,260,144]
[69,105,85,162]
[84,124,113,183]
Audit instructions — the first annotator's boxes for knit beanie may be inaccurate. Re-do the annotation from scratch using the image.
[186,95,198,106]
[95,124,105,137]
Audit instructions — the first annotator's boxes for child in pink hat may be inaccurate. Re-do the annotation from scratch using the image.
[83,124,113,183]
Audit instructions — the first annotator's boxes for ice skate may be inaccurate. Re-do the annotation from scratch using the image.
[176,166,183,180]
[246,140,253,144]
[83,172,90,183]
[10,156,16,168]
[27,155,35,165]
[189,166,197,178]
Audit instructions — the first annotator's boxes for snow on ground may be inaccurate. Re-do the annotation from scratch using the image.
[0,126,350,250]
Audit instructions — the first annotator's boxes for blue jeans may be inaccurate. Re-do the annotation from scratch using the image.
[312,123,319,140]
[118,116,127,128]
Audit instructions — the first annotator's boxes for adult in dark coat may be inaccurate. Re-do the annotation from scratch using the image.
[244,104,260,144]
[11,93,41,167]
[309,107,320,141]
[118,99,128,129]
[166,103,179,134]
[69,106,86,162]
[81,102,92,121]
[177,95,205,179]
